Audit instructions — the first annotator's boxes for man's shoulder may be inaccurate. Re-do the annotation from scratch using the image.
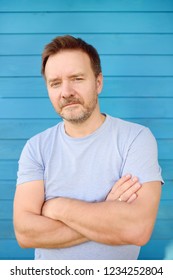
[28,121,62,144]
[109,115,147,133]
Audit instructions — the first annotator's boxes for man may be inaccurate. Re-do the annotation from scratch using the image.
[13,35,163,260]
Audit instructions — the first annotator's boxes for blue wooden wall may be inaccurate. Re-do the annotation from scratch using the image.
[0,0,173,260]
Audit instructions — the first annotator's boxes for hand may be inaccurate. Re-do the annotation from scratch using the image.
[106,174,142,203]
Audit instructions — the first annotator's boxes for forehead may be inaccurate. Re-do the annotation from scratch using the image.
[45,50,93,79]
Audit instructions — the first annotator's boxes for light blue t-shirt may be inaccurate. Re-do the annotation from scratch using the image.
[17,115,163,260]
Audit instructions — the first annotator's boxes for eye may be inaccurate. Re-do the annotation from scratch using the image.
[50,81,61,88]
[73,77,84,82]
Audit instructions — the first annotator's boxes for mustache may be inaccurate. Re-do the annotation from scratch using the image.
[60,97,83,108]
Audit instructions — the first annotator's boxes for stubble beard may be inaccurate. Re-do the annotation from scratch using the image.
[57,95,98,124]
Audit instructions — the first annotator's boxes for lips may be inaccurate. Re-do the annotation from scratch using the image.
[61,99,82,109]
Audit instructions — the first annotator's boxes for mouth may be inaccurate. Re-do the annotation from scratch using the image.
[63,102,81,108]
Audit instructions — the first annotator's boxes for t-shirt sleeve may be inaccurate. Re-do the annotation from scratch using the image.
[16,138,44,185]
[121,127,164,184]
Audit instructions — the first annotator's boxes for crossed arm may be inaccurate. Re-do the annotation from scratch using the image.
[13,175,161,249]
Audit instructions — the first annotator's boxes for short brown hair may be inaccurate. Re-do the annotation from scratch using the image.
[41,35,102,78]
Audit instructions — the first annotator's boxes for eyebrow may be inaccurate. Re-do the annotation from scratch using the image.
[48,73,85,84]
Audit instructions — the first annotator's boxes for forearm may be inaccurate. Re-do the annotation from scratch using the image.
[54,198,137,245]
[51,186,160,247]
[14,211,88,249]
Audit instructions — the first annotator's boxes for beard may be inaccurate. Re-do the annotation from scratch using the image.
[56,95,98,124]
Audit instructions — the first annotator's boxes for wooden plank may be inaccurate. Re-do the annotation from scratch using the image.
[0,159,171,180]
[1,0,173,12]
[0,119,60,139]
[1,77,173,98]
[0,240,34,259]
[1,55,173,77]
[0,140,26,160]
[0,181,16,199]
[1,119,173,139]
[100,98,173,118]
[0,200,13,219]
[0,98,173,119]
[0,179,171,201]
[157,201,173,220]
[157,140,173,160]
[0,139,172,160]
[127,119,173,139]
[0,161,18,180]
[152,220,173,239]
[0,13,173,34]
[1,34,173,55]
[0,221,15,239]
[161,181,173,200]
[139,240,173,259]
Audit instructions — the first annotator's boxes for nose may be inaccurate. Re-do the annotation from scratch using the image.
[61,81,75,98]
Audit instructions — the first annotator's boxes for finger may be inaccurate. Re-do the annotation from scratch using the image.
[127,193,138,203]
[110,176,139,198]
[120,182,142,202]
[110,174,132,194]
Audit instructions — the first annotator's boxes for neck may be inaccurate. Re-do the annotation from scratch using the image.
[64,111,106,138]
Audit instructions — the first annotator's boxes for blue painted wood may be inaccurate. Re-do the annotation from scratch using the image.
[1,56,173,76]
[0,98,172,119]
[1,0,173,12]
[1,77,173,98]
[0,240,34,260]
[1,34,173,55]
[0,160,171,181]
[0,0,173,260]
[0,181,16,199]
[1,119,173,139]
[0,13,173,34]
[0,139,172,160]
[139,240,173,260]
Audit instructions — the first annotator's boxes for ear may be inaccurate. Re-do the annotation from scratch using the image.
[96,72,103,95]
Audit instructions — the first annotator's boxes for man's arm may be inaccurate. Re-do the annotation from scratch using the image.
[42,181,161,246]
[13,180,87,248]
[13,175,140,248]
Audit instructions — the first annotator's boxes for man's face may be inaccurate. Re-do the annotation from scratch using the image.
[45,50,103,123]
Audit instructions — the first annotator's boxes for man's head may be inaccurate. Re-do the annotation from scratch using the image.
[41,35,103,125]
[41,35,102,79]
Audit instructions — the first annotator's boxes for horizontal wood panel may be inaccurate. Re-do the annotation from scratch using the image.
[161,181,173,200]
[152,220,173,239]
[0,221,14,239]
[100,98,173,118]
[1,34,173,55]
[1,77,173,98]
[0,13,173,33]
[0,181,16,199]
[1,0,173,12]
[1,119,173,139]
[157,201,173,220]
[0,160,171,181]
[0,240,34,259]
[0,139,172,160]
[0,98,173,118]
[139,240,173,259]
[1,56,173,76]
[0,161,18,180]
[0,200,13,219]
[0,179,171,200]
[0,119,60,139]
